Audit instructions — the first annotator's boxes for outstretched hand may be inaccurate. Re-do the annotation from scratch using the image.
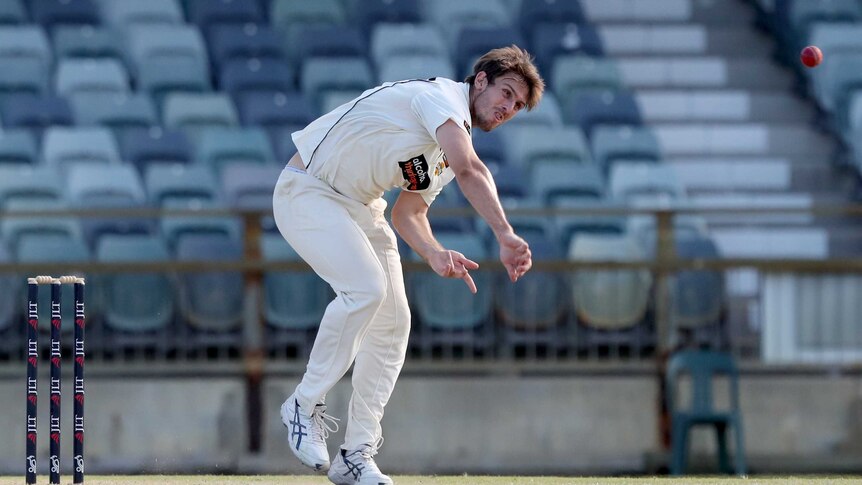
[498,232,532,282]
[428,249,480,294]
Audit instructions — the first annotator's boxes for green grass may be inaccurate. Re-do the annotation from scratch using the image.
[2,476,861,485]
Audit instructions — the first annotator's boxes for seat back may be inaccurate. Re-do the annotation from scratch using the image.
[666,350,740,416]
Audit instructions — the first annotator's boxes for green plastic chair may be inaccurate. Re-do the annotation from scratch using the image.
[666,350,747,476]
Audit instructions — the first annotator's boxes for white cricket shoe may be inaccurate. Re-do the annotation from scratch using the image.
[280,393,340,472]
[327,442,393,485]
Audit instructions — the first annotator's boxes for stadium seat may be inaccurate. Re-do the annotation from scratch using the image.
[504,125,592,168]
[554,197,627,250]
[499,91,564,129]
[52,25,125,61]
[261,233,332,331]
[67,162,151,246]
[788,0,862,41]
[423,0,509,47]
[370,23,448,68]
[70,92,158,134]
[120,127,192,171]
[0,0,26,25]
[54,58,129,97]
[531,162,605,205]
[0,59,48,100]
[666,350,746,475]
[42,127,121,167]
[125,24,209,78]
[30,0,100,30]
[208,23,285,70]
[671,235,725,332]
[300,56,374,109]
[0,26,53,71]
[1,94,73,135]
[0,131,38,167]
[609,163,685,204]
[220,57,294,99]
[236,91,314,129]
[221,163,282,210]
[195,127,275,172]
[98,0,184,28]
[377,55,455,84]
[162,92,239,136]
[161,198,241,250]
[562,89,642,138]
[138,57,211,105]
[1,199,82,250]
[569,232,653,353]
[270,0,345,32]
[289,25,366,64]
[519,0,584,34]
[591,126,662,175]
[96,234,175,333]
[273,126,300,161]
[552,56,623,104]
[175,233,244,332]
[349,0,423,34]
[531,23,603,75]
[472,130,508,170]
[145,163,221,206]
[0,165,63,204]
[186,0,262,33]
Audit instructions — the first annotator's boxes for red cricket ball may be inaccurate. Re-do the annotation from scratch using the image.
[800,45,823,68]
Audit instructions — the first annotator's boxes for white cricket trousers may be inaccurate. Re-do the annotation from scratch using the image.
[272,167,411,450]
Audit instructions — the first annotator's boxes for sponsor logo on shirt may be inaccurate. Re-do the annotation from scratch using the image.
[434,153,449,176]
[399,154,430,190]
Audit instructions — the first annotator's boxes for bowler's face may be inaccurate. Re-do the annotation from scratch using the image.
[471,71,528,132]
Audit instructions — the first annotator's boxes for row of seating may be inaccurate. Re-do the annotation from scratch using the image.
[0,229,724,342]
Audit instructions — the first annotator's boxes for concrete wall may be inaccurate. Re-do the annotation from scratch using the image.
[1,373,860,475]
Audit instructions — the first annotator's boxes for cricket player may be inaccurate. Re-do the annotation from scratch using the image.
[274,46,544,485]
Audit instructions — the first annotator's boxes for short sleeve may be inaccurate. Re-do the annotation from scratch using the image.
[410,88,470,145]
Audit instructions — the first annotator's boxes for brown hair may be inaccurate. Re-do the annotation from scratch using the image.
[464,45,545,111]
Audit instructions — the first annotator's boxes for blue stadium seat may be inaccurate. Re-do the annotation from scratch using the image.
[96,234,175,333]
[162,92,239,136]
[270,0,345,31]
[126,24,209,77]
[1,199,82,249]
[300,56,374,109]
[493,165,529,203]
[54,58,129,97]
[30,0,100,30]
[261,233,332,331]
[591,126,662,175]
[423,0,509,47]
[518,0,584,35]
[186,0,262,32]
[98,0,183,28]
[494,230,568,339]
[499,91,564,129]
[531,162,605,205]
[532,23,602,75]
[175,233,244,332]
[1,94,73,135]
[562,89,642,139]
[120,127,192,171]
[0,165,63,204]
[454,26,526,77]
[52,26,124,61]
[42,127,121,167]
[0,26,53,71]
[70,92,158,134]
[220,57,294,99]
[236,91,314,133]
[208,23,284,70]
[161,198,241,251]
[0,131,38,166]
[290,25,366,64]
[552,56,623,104]
[609,162,685,204]
[671,234,725,333]
[504,125,592,168]
[67,163,151,246]
[195,127,275,172]
[273,126,300,161]
[0,59,47,100]
[427,191,474,234]
[554,197,626,251]
[221,163,282,209]
[370,23,448,68]
[145,163,220,206]
[0,0,26,25]
[349,0,422,33]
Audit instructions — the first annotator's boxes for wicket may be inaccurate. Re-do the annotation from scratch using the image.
[26,275,85,485]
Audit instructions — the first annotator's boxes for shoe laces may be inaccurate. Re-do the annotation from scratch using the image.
[356,437,384,463]
[309,404,340,444]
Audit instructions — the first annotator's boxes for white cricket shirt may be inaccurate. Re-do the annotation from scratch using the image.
[291,78,472,206]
